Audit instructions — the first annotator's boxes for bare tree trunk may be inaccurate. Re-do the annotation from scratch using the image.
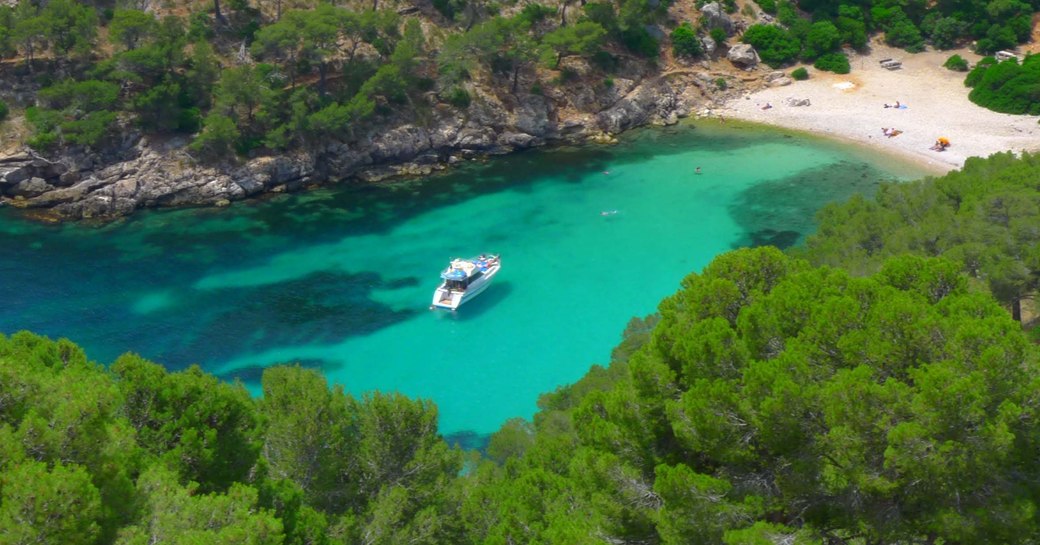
[214,0,228,26]
[1013,298,1022,323]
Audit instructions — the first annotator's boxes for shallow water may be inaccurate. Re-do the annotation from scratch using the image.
[0,122,927,441]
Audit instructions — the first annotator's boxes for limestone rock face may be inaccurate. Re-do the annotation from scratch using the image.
[700,2,734,34]
[701,36,717,57]
[514,95,553,138]
[0,59,712,221]
[727,44,760,68]
[596,80,682,134]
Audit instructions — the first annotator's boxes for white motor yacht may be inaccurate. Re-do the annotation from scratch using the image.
[431,254,501,310]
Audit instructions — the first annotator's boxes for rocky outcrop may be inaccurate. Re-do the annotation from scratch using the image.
[0,71,708,221]
[765,71,793,87]
[700,2,734,35]
[727,44,760,69]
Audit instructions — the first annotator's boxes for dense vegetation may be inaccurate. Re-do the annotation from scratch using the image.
[963,54,1040,115]
[0,0,681,158]
[741,0,1033,70]
[806,151,1040,322]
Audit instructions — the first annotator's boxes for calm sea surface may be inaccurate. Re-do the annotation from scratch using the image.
[0,122,928,441]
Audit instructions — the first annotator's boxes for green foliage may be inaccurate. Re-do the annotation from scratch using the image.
[922,13,967,50]
[715,77,728,89]
[812,51,850,73]
[806,151,1040,321]
[191,113,240,158]
[0,461,103,545]
[965,55,1040,115]
[709,26,727,46]
[40,0,98,56]
[741,24,801,67]
[801,21,840,61]
[0,99,7,122]
[882,9,925,52]
[109,9,157,51]
[944,53,969,71]
[540,21,607,67]
[38,79,120,112]
[111,354,262,491]
[835,5,867,50]
[790,66,809,80]
[620,26,659,58]
[671,22,702,58]
[445,86,471,108]
[27,79,120,149]
[755,0,777,14]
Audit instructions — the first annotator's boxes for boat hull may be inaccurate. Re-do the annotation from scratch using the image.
[431,263,500,310]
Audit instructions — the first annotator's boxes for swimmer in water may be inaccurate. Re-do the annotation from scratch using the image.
[695,166,702,174]
[601,210,619,216]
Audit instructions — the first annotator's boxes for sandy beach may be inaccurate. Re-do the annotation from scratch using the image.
[722,42,1040,173]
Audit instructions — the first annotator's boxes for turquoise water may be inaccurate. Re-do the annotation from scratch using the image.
[0,123,926,441]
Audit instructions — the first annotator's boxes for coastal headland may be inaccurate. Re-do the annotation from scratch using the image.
[722,41,1040,174]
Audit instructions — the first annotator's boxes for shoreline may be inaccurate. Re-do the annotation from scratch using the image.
[721,42,1040,175]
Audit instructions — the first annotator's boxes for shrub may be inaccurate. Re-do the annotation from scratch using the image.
[621,27,659,57]
[603,77,614,88]
[591,50,618,72]
[710,27,728,45]
[944,54,969,72]
[446,87,471,109]
[715,77,728,90]
[671,23,703,58]
[801,21,840,61]
[756,0,776,14]
[964,57,997,87]
[967,55,1040,114]
[791,67,809,80]
[742,24,801,67]
[191,114,240,158]
[924,15,968,50]
[0,100,7,122]
[883,10,925,52]
[813,52,850,73]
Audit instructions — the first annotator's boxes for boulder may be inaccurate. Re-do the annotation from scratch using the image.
[764,71,786,82]
[498,132,540,148]
[769,77,793,87]
[785,97,811,107]
[12,177,53,198]
[369,125,431,163]
[727,44,760,68]
[514,95,553,137]
[700,2,733,34]
[701,36,717,57]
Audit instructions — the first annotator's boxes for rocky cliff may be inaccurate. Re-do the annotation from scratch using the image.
[0,49,763,221]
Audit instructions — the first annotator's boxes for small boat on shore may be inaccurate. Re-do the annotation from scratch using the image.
[431,254,501,310]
